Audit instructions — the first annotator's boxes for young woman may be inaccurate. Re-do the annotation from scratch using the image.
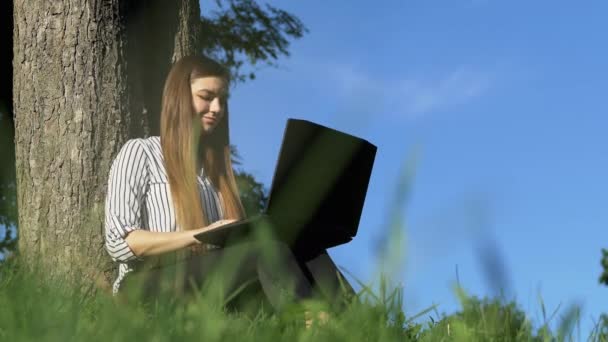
[104,55,353,312]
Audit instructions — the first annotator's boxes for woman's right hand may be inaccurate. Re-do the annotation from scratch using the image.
[191,219,239,243]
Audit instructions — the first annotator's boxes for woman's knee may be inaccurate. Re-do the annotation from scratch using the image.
[259,240,293,259]
[253,240,298,270]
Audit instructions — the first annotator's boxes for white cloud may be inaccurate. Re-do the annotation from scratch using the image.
[327,63,492,119]
[395,68,491,118]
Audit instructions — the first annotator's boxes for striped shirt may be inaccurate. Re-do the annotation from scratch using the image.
[104,136,225,294]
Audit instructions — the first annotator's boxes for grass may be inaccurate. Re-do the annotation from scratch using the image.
[1,252,607,341]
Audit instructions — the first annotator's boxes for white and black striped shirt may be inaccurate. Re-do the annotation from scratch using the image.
[104,136,225,294]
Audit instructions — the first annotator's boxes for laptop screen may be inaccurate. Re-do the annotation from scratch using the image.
[264,119,377,245]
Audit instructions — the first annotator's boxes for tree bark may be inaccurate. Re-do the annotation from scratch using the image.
[13,0,200,289]
[173,0,202,62]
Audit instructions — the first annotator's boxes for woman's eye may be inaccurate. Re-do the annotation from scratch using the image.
[199,95,213,101]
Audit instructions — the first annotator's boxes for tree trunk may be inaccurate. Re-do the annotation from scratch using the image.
[13,0,200,290]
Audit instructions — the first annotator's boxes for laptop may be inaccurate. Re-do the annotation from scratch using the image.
[194,118,377,252]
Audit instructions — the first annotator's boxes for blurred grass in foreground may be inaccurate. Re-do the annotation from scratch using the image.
[1,257,607,341]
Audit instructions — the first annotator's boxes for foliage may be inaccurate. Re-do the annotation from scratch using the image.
[235,170,269,218]
[600,249,608,287]
[591,314,608,341]
[422,291,535,341]
[0,226,16,260]
[417,287,594,342]
[229,144,269,217]
[200,0,308,83]
[0,109,17,258]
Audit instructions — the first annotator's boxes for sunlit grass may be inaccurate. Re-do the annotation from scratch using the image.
[2,256,607,341]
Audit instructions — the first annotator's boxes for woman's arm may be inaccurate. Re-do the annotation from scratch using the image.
[124,219,237,258]
[104,139,237,261]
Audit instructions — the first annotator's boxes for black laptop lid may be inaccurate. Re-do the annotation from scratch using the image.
[265,119,377,244]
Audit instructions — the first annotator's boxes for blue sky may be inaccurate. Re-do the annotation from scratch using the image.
[2,0,605,337]
[204,0,608,336]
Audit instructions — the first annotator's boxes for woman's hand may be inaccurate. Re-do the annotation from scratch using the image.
[124,219,240,258]
[190,219,239,244]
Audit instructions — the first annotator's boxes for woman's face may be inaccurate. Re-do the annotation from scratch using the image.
[191,76,228,136]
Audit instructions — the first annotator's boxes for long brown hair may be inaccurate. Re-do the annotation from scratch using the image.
[160,55,245,231]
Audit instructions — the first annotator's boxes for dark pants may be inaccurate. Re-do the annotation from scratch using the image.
[123,240,354,312]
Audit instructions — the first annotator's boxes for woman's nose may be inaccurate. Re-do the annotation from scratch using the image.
[209,97,223,114]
